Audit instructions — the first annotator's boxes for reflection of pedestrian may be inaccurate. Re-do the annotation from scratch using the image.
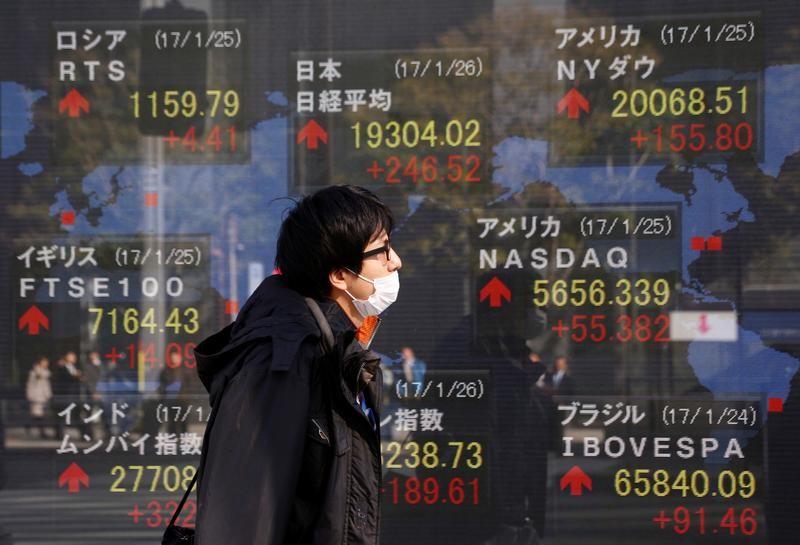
[538,355,575,454]
[25,357,52,438]
[51,351,84,437]
[81,351,104,436]
[98,358,135,435]
[401,346,427,385]
[538,355,575,396]
[523,363,550,538]
[82,351,103,402]
[526,351,546,385]
[492,354,549,539]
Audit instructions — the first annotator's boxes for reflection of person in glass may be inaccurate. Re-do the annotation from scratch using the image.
[25,356,52,438]
[194,185,401,545]
[539,355,575,396]
[525,350,546,385]
[82,351,104,403]
[488,343,551,543]
[51,351,84,438]
[400,346,427,386]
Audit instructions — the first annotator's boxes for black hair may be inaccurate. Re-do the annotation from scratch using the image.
[275,185,394,299]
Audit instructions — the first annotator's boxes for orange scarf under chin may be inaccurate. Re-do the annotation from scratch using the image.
[355,315,381,348]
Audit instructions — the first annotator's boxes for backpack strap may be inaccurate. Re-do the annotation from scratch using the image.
[304,297,334,356]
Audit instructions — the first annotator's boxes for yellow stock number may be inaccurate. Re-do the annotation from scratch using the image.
[351,119,481,149]
[614,469,756,498]
[532,278,670,308]
[611,86,748,118]
[382,441,483,470]
[130,90,240,119]
[89,307,199,336]
[110,465,196,493]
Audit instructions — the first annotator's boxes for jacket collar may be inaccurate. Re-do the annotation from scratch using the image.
[316,298,381,350]
[317,297,355,336]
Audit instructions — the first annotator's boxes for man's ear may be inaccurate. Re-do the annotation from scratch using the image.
[329,268,350,292]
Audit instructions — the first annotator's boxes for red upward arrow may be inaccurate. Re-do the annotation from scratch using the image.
[58,89,90,118]
[560,465,592,496]
[479,276,511,308]
[58,462,90,493]
[296,119,328,150]
[18,305,49,335]
[557,88,590,119]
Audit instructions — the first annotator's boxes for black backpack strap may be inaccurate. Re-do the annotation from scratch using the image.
[304,297,334,356]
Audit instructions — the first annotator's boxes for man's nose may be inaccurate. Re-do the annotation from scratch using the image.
[388,247,402,270]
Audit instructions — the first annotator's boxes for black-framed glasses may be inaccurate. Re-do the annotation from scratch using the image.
[362,241,392,262]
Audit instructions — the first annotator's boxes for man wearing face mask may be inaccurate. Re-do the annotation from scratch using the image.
[191,185,401,545]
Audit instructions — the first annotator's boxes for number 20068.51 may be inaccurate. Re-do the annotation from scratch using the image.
[612,86,748,118]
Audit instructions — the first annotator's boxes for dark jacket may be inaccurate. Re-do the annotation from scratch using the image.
[51,363,82,402]
[194,275,383,545]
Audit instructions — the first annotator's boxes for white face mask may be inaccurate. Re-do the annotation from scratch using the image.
[345,269,400,317]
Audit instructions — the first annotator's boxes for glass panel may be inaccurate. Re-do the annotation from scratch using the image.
[0,0,797,543]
